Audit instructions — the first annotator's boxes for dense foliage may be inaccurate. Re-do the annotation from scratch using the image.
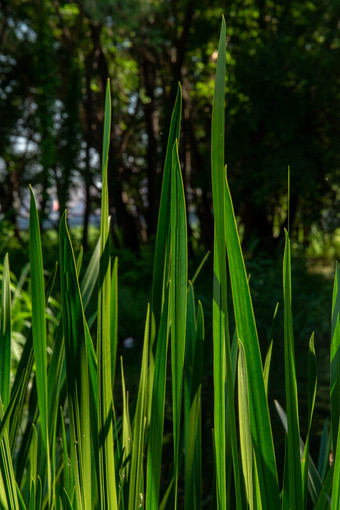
[1,1,340,251]
[0,20,340,509]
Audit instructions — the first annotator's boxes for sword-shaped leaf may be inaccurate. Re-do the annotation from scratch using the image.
[59,213,92,510]
[97,80,117,510]
[29,186,51,504]
[224,174,280,509]
[0,254,11,410]
[170,139,188,508]
[283,230,303,510]
[211,17,241,509]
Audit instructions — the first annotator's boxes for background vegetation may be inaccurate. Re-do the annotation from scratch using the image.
[1,0,340,253]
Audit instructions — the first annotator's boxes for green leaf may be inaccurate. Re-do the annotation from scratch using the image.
[184,285,204,510]
[318,419,331,481]
[97,80,117,510]
[0,400,20,510]
[283,230,303,510]
[0,254,11,410]
[149,83,182,425]
[238,339,254,510]
[80,237,100,312]
[224,174,280,509]
[29,186,51,504]
[263,302,279,398]
[146,285,170,509]
[211,17,241,510]
[128,305,150,510]
[331,421,340,509]
[302,332,317,508]
[170,139,188,508]
[151,84,182,333]
[59,213,92,510]
[275,399,324,505]
[331,262,340,451]
[120,356,132,492]
[110,257,118,390]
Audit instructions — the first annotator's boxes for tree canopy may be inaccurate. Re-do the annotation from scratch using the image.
[1,0,339,252]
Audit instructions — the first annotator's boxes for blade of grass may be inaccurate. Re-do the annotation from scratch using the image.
[263,302,279,398]
[29,186,51,505]
[146,285,170,509]
[283,230,303,510]
[185,295,204,509]
[149,84,182,424]
[274,399,324,505]
[0,399,20,510]
[97,79,117,510]
[128,305,150,510]
[120,356,132,496]
[194,300,204,508]
[80,237,100,312]
[302,333,317,508]
[331,421,340,509]
[314,466,332,510]
[224,173,280,509]
[331,262,340,451]
[0,254,11,411]
[184,283,197,508]
[151,84,182,333]
[170,139,188,508]
[238,339,254,510]
[211,17,242,509]
[211,18,228,510]
[111,257,118,390]
[59,213,92,510]
[318,419,331,481]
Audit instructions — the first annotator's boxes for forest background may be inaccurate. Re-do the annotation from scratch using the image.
[1,0,340,254]
[1,0,340,463]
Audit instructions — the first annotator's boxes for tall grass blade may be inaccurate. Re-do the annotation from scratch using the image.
[263,302,278,398]
[8,262,57,457]
[0,400,20,510]
[120,356,132,494]
[331,262,340,451]
[238,339,254,509]
[60,407,73,500]
[146,286,170,509]
[318,419,331,481]
[151,84,182,333]
[0,254,11,410]
[283,230,303,510]
[194,300,204,508]
[275,399,324,505]
[170,139,188,507]
[111,257,118,389]
[331,421,340,509]
[302,332,317,508]
[59,213,92,510]
[128,305,150,510]
[315,466,332,510]
[29,186,51,504]
[184,284,204,509]
[80,237,100,312]
[149,84,182,425]
[97,79,117,510]
[211,18,228,509]
[224,174,280,508]
[211,17,241,509]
